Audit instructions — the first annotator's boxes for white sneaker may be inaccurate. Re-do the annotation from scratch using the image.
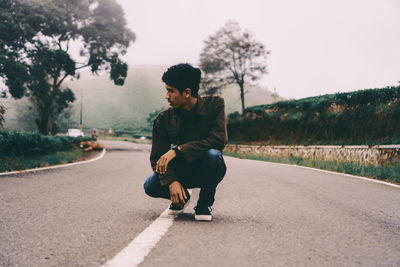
[167,194,191,215]
[194,206,212,221]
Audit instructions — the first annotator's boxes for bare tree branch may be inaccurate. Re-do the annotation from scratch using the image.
[199,21,269,114]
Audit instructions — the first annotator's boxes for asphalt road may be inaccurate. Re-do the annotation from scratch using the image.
[0,140,399,267]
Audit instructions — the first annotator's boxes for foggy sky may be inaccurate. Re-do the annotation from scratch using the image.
[116,0,400,99]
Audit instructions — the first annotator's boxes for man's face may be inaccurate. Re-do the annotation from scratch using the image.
[165,84,187,109]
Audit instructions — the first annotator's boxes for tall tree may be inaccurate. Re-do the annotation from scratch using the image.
[199,21,269,114]
[0,0,135,134]
[0,104,4,127]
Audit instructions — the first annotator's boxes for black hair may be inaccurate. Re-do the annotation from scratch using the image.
[161,63,201,97]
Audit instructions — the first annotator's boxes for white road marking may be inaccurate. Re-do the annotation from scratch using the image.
[0,149,106,176]
[102,189,193,267]
[230,156,400,189]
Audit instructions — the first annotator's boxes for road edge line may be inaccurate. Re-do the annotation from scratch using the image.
[227,156,400,189]
[0,149,106,177]
[102,189,193,267]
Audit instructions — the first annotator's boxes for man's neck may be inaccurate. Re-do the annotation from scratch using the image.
[182,96,198,111]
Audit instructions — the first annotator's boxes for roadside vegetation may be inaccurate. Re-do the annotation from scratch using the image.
[0,151,87,173]
[225,86,400,183]
[199,21,269,114]
[228,86,400,145]
[0,0,134,135]
[224,152,400,184]
[0,130,91,172]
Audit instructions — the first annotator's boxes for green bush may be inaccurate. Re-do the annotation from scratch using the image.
[113,129,152,139]
[0,130,90,157]
[228,86,400,145]
[0,150,86,172]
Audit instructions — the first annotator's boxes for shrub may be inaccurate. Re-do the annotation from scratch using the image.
[229,86,400,145]
[0,130,90,157]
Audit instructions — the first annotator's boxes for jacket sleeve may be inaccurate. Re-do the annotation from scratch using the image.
[150,113,178,186]
[178,97,228,163]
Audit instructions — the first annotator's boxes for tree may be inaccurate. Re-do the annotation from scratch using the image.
[199,21,269,114]
[0,104,4,127]
[146,107,164,128]
[0,0,135,134]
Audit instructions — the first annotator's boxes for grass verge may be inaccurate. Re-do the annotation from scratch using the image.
[0,149,87,172]
[224,152,400,184]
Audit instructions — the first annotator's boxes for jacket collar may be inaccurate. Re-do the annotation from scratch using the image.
[194,96,207,116]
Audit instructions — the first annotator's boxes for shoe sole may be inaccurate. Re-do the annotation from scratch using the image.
[167,209,184,215]
[167,198,191,215]
[195,214,212,221]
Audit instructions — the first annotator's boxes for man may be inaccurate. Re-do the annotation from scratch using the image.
[143,63,227,221]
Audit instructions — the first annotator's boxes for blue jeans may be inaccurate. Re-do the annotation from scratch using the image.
[144,149,227,207]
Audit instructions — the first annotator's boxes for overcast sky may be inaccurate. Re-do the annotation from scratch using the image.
[116,0,400,99]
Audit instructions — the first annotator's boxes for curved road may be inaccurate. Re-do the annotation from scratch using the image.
[0,140,399,266]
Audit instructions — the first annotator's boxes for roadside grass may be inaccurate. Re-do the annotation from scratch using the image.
[0,149,87,172]
[224,152,400,184]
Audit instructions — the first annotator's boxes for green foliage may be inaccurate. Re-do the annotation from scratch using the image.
[225,152,400,184]
[113,129,152,139]
[227,111,241,123]
[4,65,281,133]
[0,0,135,134]
[0,130,89,157]
[146,107,164,127]
[228,86,400,145]
[200,21,269,114]
[0,149,86,172]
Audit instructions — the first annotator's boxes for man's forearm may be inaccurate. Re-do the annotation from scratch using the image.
[178,134,227,163]
[151,149,179,186]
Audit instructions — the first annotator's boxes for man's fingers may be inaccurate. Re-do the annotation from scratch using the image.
[160,160,164,173]
[163,162,169,173]
[170,192,183,206]
[171,194,177,205]
[156,158,167,174]
[156,161,160,173]
[171,193,179,204]
[178,191,186,206]
[156,152,173,174]
[182,189,187,200]
[156,159,163,173]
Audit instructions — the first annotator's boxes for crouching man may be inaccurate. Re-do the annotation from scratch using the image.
[143,63,227,221]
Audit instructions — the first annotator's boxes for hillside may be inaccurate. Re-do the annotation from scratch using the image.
[228,86,400,145]
[2,65,282,132]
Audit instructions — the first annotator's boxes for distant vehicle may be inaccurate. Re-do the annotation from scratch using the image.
[67,129,84,137]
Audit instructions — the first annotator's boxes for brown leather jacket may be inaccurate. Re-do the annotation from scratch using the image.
[150,95,228,185]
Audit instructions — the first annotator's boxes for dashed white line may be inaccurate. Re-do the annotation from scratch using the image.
[102,189,193,267]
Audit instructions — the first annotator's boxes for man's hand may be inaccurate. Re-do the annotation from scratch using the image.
[168,181,187,207]
[156,149,176,174]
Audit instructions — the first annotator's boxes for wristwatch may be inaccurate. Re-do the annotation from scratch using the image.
[171,145,181,154]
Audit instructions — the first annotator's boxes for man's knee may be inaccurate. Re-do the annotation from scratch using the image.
[143,181,154,197]
[202,149,226,172]
[143,173,160,197]
[204,149,223,163]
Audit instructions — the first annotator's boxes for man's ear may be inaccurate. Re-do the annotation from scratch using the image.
[184,88,191,98]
